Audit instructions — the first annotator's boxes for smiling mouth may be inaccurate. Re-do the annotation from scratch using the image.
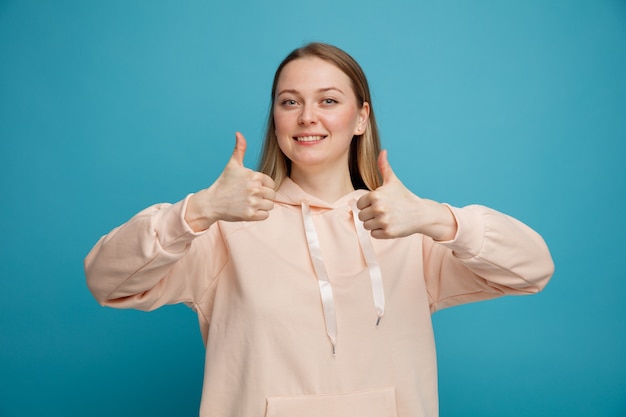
[294,135,327,142]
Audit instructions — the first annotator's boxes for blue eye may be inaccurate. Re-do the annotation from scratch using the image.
[282,99,298,106]
[323,98,337,105]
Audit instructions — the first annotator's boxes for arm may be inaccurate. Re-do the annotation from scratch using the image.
[84,133,276,310]
[84,196,221,311]
[357,151,554,308]
[423,204,554,311]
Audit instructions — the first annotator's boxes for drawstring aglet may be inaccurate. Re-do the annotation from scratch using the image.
[332,343,336,356]
[376,316,382,327]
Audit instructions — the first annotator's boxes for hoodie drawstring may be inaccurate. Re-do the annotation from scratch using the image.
[349,199,386,326]
[301,201,338,355]
[301,200,386,355]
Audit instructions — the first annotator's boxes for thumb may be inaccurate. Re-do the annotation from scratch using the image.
[377,149,396,184]
[230,132,247,167]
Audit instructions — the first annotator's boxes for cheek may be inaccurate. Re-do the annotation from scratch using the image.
[273,116,291,151]
[327,110,358,131]
[273,110,291,134]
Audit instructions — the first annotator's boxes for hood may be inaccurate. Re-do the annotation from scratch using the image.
[274,177,370,210]
[274,177,385,356]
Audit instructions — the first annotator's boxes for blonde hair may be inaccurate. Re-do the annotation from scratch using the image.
[258,43,382,190]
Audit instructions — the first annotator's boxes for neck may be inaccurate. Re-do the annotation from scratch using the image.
[290,164,355,203]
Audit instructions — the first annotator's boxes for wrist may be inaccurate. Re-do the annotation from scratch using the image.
[184,192,217,232]
[426,201,458,241]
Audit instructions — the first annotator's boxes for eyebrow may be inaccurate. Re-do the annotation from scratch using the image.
[276,87,345,97]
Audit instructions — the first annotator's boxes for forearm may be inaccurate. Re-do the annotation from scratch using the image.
[416,199,458,242]
[424,204,554,312]
[84,197,201,304]
[438,204,554,291]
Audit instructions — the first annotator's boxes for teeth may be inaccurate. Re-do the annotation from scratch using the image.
[296,135,324,142]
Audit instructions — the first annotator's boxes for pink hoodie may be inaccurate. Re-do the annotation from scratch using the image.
[85,178,554,417]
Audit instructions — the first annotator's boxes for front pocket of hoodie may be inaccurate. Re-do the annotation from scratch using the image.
[265,386,397,417]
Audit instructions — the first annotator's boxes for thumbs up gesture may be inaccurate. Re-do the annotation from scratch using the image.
[356,150,457,240]
[185,132,276,232]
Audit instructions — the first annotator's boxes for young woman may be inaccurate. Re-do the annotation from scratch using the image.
[85,42,554,417]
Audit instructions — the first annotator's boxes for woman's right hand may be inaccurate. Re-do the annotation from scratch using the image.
[184,132,276,232]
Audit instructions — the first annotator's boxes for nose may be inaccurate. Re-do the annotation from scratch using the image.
[298,103,317,125]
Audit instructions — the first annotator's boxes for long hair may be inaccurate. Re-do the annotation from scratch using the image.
[258,43,382,190]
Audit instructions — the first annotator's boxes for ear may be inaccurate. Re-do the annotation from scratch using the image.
[354,102,370,135]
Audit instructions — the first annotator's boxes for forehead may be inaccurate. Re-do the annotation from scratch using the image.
[276,57,353,93]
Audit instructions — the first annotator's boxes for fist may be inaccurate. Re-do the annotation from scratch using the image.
[356,150,457,240]
[185,132,276,231]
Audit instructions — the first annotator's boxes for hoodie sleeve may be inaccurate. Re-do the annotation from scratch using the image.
[84,195,226,313]
[423,204,554,312]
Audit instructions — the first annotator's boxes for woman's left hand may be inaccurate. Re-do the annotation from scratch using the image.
[356,151,458,241]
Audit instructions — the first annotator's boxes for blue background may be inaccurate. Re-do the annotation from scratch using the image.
[1,1,625,416]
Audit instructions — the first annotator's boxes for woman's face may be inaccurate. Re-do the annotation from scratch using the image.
[273,57,369,174]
